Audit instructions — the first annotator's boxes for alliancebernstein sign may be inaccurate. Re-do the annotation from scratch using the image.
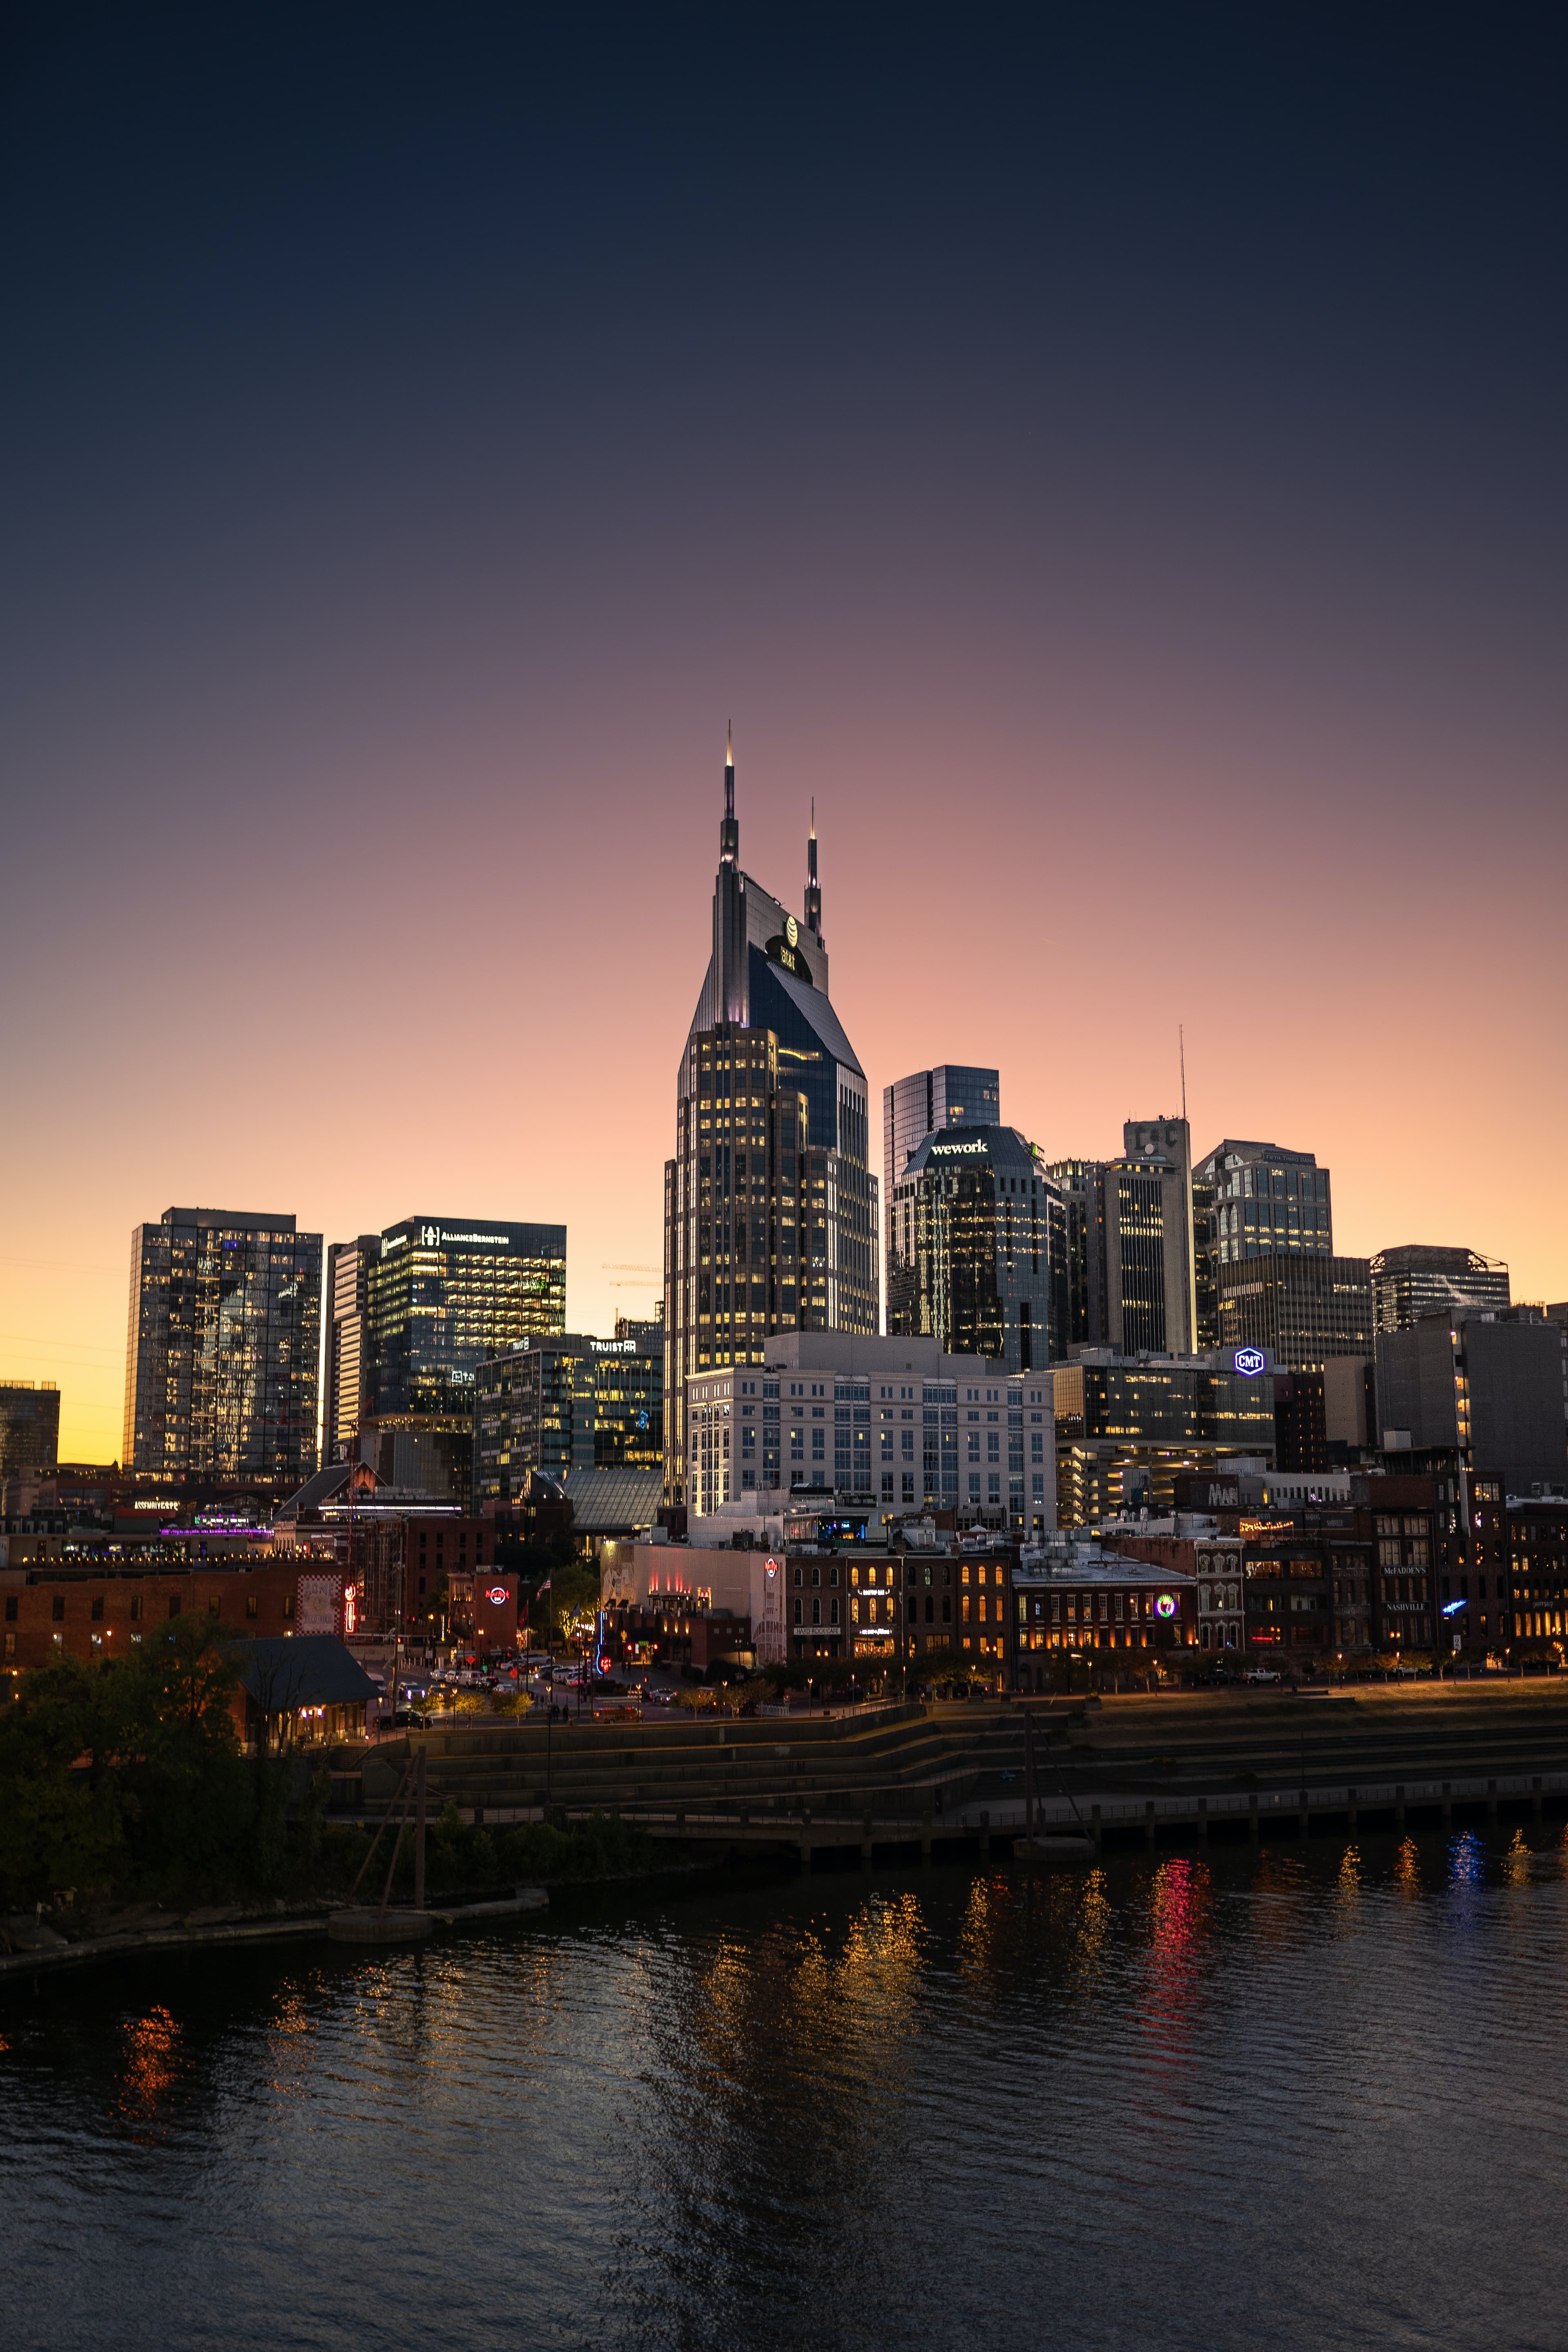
[382,1225,526,1255]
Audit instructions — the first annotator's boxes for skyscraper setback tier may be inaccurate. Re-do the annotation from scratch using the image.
[664,732,876,1504]
[122,1208,322,1491]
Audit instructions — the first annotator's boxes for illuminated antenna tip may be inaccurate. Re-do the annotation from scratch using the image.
[726,719,733,766]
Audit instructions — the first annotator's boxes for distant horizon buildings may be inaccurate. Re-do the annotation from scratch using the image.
[122,1207,322,1491]
[662,732,877,1504]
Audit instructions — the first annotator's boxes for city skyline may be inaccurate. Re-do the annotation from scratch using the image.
[3,16,1564,1463]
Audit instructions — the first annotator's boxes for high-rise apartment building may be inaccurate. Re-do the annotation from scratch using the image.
[0,1382,60,1481]
[1194,1138,1333,1343]
[1371,1245,1510,1334]
[886,1125,1066,1372]
[663,733,877,1503]
[1216,1253,1372,1372]
[122,1208,322,1490]
[884,1065,1000,1301]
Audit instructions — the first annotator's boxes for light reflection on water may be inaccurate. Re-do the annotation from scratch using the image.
[6,1831,1568,2352]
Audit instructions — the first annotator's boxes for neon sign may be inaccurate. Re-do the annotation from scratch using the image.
[1156,1594,1177,1619]
[485,1584,509,1606]
[1233,1346,1267,1377]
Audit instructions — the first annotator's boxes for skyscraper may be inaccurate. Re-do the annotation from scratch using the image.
[1043,1128,1194,1357]
[362,1217,566,1417]
[1371,1245,1510,1333]
[1122,1117,1196,1355]
[887,1126,1065,1372]
[122,1208,322,1490]
[663,731,877,1503]
[1215,1253,1372,1372]
[324,1234,378,1459]
[883,1065,1000,1302]
[1194,1138,1334,1345]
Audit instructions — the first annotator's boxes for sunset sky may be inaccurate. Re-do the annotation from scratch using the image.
[2,11,1564,1461]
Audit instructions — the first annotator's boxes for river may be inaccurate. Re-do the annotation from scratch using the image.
[5,1828,1567,2351]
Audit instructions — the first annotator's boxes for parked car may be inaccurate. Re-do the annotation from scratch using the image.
[1243,1667,1281,1686]
[390,1705,428,1728]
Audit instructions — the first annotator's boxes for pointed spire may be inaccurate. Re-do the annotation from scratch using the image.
[719,721,738,869]
[804,795,822,940]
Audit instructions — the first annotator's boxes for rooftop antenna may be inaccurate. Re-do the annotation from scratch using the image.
[1180,1024,1187,1124]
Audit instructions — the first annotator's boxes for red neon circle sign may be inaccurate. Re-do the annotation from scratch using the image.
[485,1584,509,1606]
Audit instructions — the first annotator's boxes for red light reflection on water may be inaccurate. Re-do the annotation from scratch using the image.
[1138,1856,1212,2073]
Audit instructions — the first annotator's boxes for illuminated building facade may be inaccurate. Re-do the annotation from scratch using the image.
[1051,1350,1278,1527]
[887,1125,1066,1372]
[1371,1244,1510,1333]
[684,1332,1055,1534]
[1216,1252,1372,1373]
[1194,1136,1334,1345]
[122,1207,322,1491]
[324,1233,377,1458]
[0,1381,60,1482]
[355,1217,566,1419]
[474,1327,663,1506]
[663,732,877,1503]
[1042,1122,1193,1356]
[883,1065,1000,1303]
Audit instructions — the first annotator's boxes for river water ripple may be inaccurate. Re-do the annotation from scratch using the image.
[5,1829,1567,2351]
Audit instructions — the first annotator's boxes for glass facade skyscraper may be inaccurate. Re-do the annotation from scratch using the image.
[883,1065,1000,1303]
[887,1125,1066,1372]
[363,1218,567,1418]
[474,1326,663,1505]
[663,732,877,1504]
[122,1208,322,1490]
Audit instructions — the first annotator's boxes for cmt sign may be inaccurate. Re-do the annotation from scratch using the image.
[1232,1346,1267,1377]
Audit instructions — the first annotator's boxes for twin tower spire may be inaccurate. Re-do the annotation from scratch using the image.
[720,724,822,942]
